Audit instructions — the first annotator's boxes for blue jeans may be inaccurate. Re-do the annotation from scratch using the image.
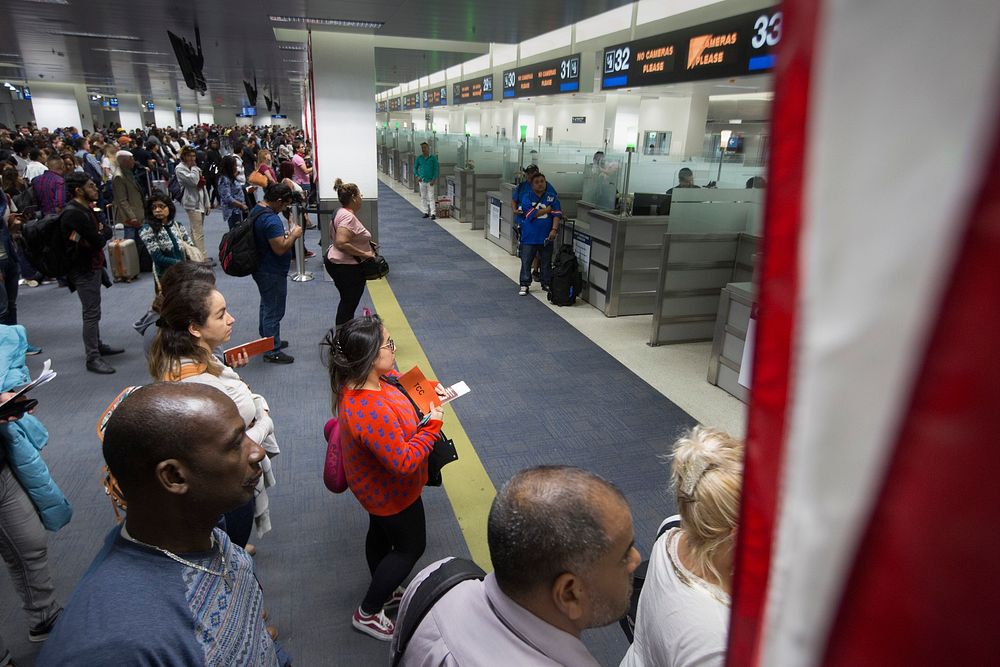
[0,256,19,325]
[252,271,287,350]
[519,241,552,288]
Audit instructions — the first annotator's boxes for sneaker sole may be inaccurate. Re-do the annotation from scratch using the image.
[351,618,393,641]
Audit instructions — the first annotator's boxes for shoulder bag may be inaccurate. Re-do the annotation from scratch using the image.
[355,240,389,280]
[323,417,349,493]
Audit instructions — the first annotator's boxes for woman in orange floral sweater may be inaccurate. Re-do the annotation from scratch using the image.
[324,314,446,642]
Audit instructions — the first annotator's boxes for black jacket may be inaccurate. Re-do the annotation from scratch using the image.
[60,200,107,285]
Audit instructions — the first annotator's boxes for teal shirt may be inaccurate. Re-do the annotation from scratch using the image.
[414,154,439,182]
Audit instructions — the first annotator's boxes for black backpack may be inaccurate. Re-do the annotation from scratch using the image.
[219,207,265,277]
[22,212,70,278]
[547,244,583,306]
[620,516,681,643]
[390,558,486,667]
[167,173,184,202]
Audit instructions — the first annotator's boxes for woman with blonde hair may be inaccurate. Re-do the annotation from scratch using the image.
[621,426,744,667]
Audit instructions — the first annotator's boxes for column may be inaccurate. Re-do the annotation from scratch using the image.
[609,94,641,152]
[29,82,87,131]
[197,108,214,125]
[180,108,199,127]
[153,101,175,129]
[117,94,143,132]
[309,31,378,241]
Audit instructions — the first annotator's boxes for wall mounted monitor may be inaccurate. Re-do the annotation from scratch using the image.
[502,53,581,99]
[402,93,420,110]
[601,7,780,90]
[376,101,387,113]
[388,98,402,112]
[424,87,447,108]
[452,74,493,105]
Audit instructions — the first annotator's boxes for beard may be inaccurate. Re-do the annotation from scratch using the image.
[587,578,634,629]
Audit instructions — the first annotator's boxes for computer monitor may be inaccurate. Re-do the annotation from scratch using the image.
[632,192,670,216]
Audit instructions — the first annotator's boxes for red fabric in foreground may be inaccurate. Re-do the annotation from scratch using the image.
[821,111,1000,666]
[725,2,821,665]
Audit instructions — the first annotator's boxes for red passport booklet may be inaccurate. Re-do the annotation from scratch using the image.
[224,337,274,366]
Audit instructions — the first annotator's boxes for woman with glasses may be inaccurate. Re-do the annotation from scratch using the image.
[326,179,375,328]
[324,314,446,642]
[139,192,192,292]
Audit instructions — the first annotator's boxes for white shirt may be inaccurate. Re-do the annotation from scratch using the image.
[620,530,729,667]
[24,161,46,182]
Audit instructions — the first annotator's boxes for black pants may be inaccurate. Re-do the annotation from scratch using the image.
[361,496,426,614]
[324,258,367,327]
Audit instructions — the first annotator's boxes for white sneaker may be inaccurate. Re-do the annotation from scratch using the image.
[352,607,394,641]
[518,286,529,296]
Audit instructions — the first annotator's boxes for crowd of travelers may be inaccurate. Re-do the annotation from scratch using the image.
[0,120,742,667]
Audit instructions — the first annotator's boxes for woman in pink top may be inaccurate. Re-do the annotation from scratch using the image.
[325,178,375,326]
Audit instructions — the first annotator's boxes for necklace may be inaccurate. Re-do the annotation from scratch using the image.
[121,525,226,579]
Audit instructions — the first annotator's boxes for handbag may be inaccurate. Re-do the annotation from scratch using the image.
[356,242,389,280]
[178,238,206,262]
[380,375,458,487]
[323,417,349,493]
[248,169,269,188]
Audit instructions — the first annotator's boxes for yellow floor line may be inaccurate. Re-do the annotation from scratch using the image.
[367,279,496,570]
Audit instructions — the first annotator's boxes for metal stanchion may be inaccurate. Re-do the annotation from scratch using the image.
[621,146,635,216]
[290,203,314,282]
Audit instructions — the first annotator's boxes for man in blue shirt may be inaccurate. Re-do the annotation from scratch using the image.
[250,183,302,364]
[414,142,439,219]
[38,382,290,667]
[515,172,562,295]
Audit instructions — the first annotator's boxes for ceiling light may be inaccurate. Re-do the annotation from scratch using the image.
[25,0,69,4]
[57,31,141,41]
[278,45,305,51]
[93,48,168,56]
[0,54,20,59]
[269,15,384,29]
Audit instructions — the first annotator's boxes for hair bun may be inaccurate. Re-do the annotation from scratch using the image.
[334,177,344,192]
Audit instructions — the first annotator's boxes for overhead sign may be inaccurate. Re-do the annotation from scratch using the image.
[388,97,401,112]
[402,93,420,110]
[572,116,587,124]
[601,7,781,90]
[502,53,581,99]
[21,86,30,101]
[145,101,155,111]
[271,114,287,119]
[423,87,447,108]
[108,96,117,108]
[452,74,493,105]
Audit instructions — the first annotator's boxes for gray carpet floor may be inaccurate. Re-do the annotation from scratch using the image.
[0,181,694,666]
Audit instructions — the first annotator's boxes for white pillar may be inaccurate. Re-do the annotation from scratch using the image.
[29,82,86,131]
[197,108,214,125]
[309,31,376,203]
[180,108,198,127]
[153,102,175,129]
[610,94,641,152]
[117,95,143,132]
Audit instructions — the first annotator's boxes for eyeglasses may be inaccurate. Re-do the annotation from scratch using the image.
[380,338,395,353]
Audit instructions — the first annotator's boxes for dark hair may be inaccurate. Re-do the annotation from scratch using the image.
[145,192,176,230]
[73,137,87,150]
[678,167,694,179]
[322,314,384,410]
[264,182,293,202]
[221,154,238,181]
[28,148,40,161]
[148,280,222,380]
[530,172,546,183]
[180,146,197,160]
[487,465,627,597]
[63,171,93,199]
[524,164,539,175]
[102,383,231,498]
[278,161,295,180]
[333,178,360,207]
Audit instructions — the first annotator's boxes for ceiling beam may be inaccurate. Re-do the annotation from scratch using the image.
[273,28,489,54]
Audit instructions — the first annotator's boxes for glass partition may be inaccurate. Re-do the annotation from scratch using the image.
[627,154,767,193]
[582,151,625,212]
[466,136,505,174]
[433,133,465,165]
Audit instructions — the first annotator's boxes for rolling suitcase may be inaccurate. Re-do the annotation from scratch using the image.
[108,239,140,282]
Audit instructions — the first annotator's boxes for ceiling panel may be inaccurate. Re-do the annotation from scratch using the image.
[0,0,635,114]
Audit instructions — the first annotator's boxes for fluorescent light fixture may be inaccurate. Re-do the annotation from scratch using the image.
[730,119,743,124]
[278,45,305,51]
[269,15,383,29]
[57,31,141,41]
[93,48,168,56]
[25,0,69,4]
[0,54,20,59]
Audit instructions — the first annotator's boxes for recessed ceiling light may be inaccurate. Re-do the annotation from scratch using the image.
[278,45,305,51]
[57,31,141,41]
[0,53,20,59]
[25,0,70,4]
[269,15,383,29]
[93,48,168,56]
